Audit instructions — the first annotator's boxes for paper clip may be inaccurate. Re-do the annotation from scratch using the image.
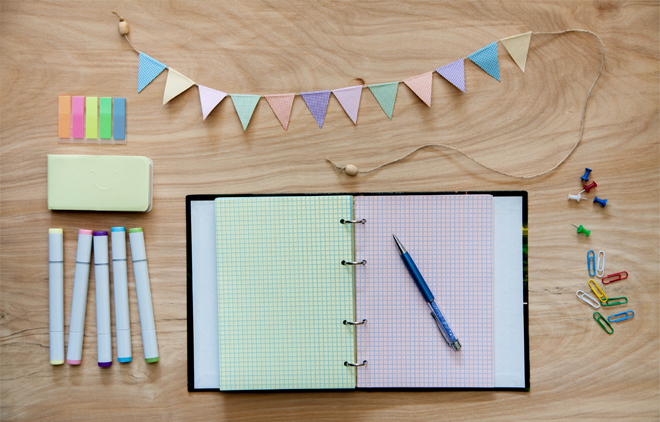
[593,312,613,334]
[576,290,600,309]
[596,251,605,278]
[587,250,596,277]
[608,311,634,322]
[602,271,628,284]
[588,279,607,303]
[602,296,628,307]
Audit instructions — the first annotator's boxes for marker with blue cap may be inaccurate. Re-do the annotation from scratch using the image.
[111,227,132,363]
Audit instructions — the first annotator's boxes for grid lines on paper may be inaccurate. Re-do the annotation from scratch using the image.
[354,195,494,388]
[215,196,356,390]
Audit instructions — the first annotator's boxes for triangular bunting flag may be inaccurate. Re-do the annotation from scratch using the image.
[301,90,331,128]
[163,68,195,105]
[436,59,465,92]
[265,93,295,130]
[198,85,227,120]
[403,72,433,106]
[332,85,362,124]
[230,94,261,131]
[138,52,167,93]
[501,31,532,72]
[368,82,399,120]
[468,42,500,82]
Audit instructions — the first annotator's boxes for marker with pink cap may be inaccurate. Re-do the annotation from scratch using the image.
[67,229,93,365]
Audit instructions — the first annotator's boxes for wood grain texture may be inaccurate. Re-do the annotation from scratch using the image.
[1,0,658,420]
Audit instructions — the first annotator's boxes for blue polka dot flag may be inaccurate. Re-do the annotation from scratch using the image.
[138,52,167,93]
[467,42,500,82]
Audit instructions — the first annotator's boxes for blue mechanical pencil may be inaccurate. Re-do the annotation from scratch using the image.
[393,234,461,351]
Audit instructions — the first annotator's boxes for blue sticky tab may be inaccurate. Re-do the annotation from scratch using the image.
[468,42,500,82]
[111,227,125,232]
[113,98,126,140]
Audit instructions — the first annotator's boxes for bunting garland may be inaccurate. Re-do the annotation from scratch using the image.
[123,22,541,129]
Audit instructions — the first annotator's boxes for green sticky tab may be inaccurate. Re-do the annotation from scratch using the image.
[85,97,98,139]
[368,82,399,120]
[215,196,356,390]
[99,97,112,139]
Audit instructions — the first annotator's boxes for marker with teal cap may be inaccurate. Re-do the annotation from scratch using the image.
[111,227,132,362]
[128,228,159,363]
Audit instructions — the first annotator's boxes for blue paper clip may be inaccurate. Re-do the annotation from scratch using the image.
[587,250,596,277]
[608,311,634,322]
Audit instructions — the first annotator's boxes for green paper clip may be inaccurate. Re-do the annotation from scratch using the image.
[602,296,628,307]
[593,312,613,334]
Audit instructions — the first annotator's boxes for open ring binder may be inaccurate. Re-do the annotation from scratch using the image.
[341,260,366,265]
[344,360,367,367]
[343,319,367,325]
[340,219,366,224]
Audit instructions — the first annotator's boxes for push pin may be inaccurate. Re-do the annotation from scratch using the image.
[593,196,608,207]
[568,193,584,202]
[582,181,597,193]
[581,167,592,182]
[571,224,591,236]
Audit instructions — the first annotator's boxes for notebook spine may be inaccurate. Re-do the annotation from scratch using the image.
[342,216,367,369]
[344,360,367,367]
[343,319,367,326]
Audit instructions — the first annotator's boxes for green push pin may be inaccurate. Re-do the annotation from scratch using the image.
[571,224,590,237]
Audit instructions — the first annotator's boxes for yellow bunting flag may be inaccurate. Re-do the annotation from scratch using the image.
[163,68,195,105]
[501,32,532,72]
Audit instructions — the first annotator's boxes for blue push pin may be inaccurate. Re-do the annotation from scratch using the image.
[581,168,592,182]
[593,196,608,207]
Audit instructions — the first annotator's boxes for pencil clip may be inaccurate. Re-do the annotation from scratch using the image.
[602,296,628,307]
[576,290,600,309]
[341,260,367,265]
[608,311,634,322]
[344,360,367,367]
[343,319,367,325]
[588,279,608,303]
[593,312,613,334]
[587,250,596,277]
[596,251,605,278]
[602,271,628,284]
[340,219,366,224]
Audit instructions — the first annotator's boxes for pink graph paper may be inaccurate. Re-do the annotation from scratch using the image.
[353,195,494,388]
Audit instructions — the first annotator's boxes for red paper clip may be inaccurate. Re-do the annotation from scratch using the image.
[602,271,628,284]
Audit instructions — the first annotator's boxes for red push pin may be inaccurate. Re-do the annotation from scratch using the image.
[582,181,597,193]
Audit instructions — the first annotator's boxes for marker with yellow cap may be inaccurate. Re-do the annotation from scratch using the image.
[49,229,65,365]
[128,228,159,363]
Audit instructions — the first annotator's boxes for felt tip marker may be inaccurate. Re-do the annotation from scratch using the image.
[93,231,112,367]
[67,230,93,365]
[49,229,65,365]
[111,227,132,363]
[128,228,159,363]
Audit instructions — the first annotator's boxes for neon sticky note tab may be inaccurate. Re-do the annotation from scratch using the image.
[71,96,85,138]
[99,97,112,139]
[85,97,98,139]
[113,98,126,140]
[58,96,71,138]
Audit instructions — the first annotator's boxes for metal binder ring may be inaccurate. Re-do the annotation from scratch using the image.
[344,360,367,367]
[340,219,366,224]
[341,260,367,265]
[343,319,367,325]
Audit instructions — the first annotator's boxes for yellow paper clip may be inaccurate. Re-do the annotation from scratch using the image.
[588,279,607,303]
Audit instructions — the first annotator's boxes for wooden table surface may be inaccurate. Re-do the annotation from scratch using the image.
[1,1,658,420]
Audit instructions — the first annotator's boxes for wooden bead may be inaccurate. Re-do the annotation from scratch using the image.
[344,164,358,176]
[118,21,129,35]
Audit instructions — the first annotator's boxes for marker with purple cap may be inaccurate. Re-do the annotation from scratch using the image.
[93,231,112,367]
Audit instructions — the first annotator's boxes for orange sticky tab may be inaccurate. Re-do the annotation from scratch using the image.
[58,96,71,138]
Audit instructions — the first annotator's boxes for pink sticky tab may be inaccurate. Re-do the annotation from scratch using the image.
[71,96,85,138]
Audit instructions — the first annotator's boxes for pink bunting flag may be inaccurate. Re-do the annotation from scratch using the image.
[198,85,227,120]
[265,93,295,130]
[436,59,465,92]
[402,72,433,106]
[332,85,363,125]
